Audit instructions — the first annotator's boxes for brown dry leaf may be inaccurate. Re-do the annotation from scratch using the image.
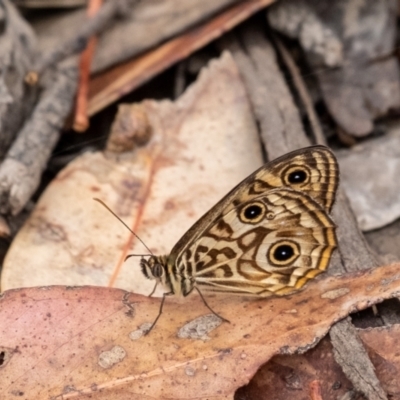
[2,263,400,399]
[87,0,274,115]
[237,322,400,399]
[1,52,262,293]
[236,337,355,400]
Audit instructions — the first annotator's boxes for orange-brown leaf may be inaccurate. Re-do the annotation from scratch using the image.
[1,263,400,399]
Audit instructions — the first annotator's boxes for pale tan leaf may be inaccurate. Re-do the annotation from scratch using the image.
[1,52,263,294]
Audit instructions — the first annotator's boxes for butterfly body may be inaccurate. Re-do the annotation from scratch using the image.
[139,145,339,304]
[140,254,192,297]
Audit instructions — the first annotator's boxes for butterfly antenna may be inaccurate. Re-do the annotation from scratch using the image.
[93,198,154,255]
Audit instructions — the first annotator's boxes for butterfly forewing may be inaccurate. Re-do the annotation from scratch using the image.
[170,145,338,267]
[227,145,339,214]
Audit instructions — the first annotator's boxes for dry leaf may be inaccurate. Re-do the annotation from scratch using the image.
[237,322,400,399]
[236,337,355,400]
[1,263,400,399]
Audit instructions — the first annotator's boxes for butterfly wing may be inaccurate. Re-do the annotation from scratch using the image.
[170,145,338,264]
[227,145,339,214]
[180,188,337,296]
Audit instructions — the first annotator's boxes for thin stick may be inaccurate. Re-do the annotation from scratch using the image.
[93,198,153,255]
[73,0,103,132]
[309,380,323,400]
[273,34,326,146]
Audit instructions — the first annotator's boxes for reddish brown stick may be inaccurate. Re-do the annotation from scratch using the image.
[73,0,103,132]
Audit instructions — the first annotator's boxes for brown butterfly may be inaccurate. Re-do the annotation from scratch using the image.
[134,145,339,332]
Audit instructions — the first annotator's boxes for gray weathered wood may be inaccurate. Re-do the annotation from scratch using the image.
[31,0,244,74]
[0,0,38,160]
[330,317,387,400]
[268,0,400,137]
[0,58,78,215]
[222,22,387,399]
[221,26,308,157]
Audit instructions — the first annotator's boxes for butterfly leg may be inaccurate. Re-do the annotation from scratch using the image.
[144,291,173,335]
[147,282,158,297]
[194,286,230,324]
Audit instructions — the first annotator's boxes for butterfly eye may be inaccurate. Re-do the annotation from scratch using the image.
[268,240,300,266]
[239,201,266,224]
[283,166,310,186]
[153,264,164,278]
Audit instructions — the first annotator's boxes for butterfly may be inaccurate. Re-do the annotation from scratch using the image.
[135,145,339,333]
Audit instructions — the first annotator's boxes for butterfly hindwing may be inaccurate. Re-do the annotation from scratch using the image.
[177,188,337,296]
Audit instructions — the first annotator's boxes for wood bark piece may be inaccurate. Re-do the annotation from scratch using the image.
[330,191,378,274]
[1,52,262,293]
[366,218,400,264]
[222,27,376,275]
[223,26,385,398]
[0,58,79,215]
[221,25,309,158]
[1,263,400,399]
[94,0,243,73]
[329,190,384,399]
[32,0,247,76]
[87,0,274,116]
[0,0,38,160]
[330,317,387,400]
[268,0,400,137]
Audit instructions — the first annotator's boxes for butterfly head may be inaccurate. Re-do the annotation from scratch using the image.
[140,255,171,289]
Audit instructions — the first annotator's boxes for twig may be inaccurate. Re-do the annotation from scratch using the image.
[29,0,133,79]
[309,380,323,400]
[272,34,326,146]
[73,0,104,132]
